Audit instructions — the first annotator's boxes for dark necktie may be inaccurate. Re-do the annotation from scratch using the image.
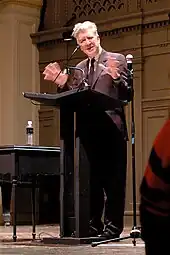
[87,58,95,86]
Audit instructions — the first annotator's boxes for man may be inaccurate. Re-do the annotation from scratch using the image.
[43,21,129,239]
[140,119,170,254]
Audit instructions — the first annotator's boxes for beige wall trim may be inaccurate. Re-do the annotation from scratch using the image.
[31,18,170,47]
[31,27,73,45]
[142,97,170,110]
[142,96,170,103]
[0,0,41,145]
[0,0,42,8]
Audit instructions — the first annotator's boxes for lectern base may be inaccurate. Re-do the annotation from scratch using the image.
[42,236,102,245]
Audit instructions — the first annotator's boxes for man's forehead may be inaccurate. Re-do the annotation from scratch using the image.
[77,29,95,39]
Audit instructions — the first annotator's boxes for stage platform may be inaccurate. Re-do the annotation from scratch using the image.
[0,224,145,255]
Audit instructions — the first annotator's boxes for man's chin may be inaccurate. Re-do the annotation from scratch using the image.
[86,52,95,58]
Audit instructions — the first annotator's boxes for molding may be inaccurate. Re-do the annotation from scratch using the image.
[31,16,170,47]
[142,97,170,103]
[96,7,170,29]
[142,97,170,111]
[39,108,57,120]
[0,0,42,8]
[143,105,170,112]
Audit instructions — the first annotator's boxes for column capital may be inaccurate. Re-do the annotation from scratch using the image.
[0,0,42,8]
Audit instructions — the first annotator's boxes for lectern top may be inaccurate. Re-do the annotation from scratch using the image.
[23,87,125,111]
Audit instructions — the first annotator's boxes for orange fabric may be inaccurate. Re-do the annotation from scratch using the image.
[140,119,170,217]
[145,164,170,192]
[153,120,170,168]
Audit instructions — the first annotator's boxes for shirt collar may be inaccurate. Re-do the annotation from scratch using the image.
[89,46,103,62]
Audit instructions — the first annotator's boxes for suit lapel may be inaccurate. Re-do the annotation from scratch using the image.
[84,59,89,80]
[91,49,108,89]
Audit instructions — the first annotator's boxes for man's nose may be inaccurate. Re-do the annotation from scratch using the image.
[85,39,91,45]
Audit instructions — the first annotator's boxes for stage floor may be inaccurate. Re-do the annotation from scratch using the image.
[0,224,145,254]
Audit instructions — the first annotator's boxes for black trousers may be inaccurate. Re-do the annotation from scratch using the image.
[79,112,127,233]
[140,207,170,255]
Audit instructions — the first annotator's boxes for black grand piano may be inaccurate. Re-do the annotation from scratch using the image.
[0,145,60,241]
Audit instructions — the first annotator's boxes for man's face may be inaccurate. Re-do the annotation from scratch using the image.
[76,29,100,58]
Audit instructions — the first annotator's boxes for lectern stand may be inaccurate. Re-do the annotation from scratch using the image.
[23,86,123,244]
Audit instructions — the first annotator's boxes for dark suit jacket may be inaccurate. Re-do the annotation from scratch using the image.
[58,49,129,140]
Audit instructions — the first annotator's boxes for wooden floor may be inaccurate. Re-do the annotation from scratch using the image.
[0,224,145,255]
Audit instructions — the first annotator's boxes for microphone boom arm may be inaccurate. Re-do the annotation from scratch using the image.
[53,45,80,83]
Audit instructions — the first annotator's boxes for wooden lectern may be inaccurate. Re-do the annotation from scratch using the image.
[23,86,123,244]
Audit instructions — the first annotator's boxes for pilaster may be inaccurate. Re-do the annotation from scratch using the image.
[0,0,41,145]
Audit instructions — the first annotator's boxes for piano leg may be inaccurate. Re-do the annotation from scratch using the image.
[31,177,36,240]
[12,178,17,242]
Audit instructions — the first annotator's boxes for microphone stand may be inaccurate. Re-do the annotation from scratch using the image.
[91,54,141,247]
[54,44,89,92]
[53,45,80,83]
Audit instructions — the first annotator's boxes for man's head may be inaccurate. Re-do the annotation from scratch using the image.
[72,21,101,58]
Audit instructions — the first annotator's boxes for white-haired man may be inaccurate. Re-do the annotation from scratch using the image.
[43,21,129,239]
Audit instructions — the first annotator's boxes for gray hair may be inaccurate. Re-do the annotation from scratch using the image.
[72,21,99,39]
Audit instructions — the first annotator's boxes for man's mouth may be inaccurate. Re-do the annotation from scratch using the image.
[87,46,94,51]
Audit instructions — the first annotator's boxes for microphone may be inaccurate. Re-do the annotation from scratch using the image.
[126,54,133,74]
[126,54,134,102]
[53,45,80,83]
[69,45,80,60]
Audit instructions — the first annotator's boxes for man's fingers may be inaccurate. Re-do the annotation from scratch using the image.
[99,60,119,70]
[53,62,61,69]
[43,67,59,76]
[49,62,61,72]
[44,62,61,72]
[44,75,50,80]
[43,69,52,75]
[107,58,119,67]
[116,68,120,75]
[43,69,48,75]
[45,63,54,69]
[108,61,119,67]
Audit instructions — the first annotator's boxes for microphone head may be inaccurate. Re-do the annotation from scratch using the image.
[70,45,80,57]
[73,45,80,52]
[126,54,133,63]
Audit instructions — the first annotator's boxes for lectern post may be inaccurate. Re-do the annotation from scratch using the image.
[59,107,74,238]
[60,106,90,238]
